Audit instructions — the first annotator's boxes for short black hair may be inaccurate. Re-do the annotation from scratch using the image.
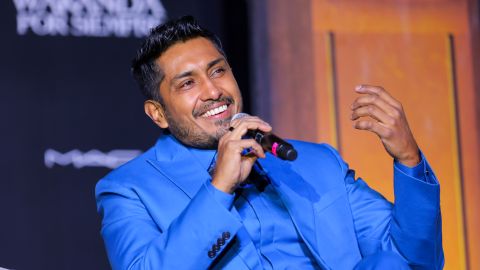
[131,15,226,102]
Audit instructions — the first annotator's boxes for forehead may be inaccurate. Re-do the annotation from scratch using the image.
[156,37,224,78]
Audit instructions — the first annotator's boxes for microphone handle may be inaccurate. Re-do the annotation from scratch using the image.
[247,130,298,161]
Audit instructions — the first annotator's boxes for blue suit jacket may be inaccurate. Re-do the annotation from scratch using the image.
[96,135,444,269]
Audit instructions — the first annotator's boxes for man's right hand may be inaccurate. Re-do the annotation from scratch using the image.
[211,115,272,194]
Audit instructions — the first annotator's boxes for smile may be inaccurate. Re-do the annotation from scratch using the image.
[201,104,228,117]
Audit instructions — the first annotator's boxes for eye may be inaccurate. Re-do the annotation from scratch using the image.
[179,79,195,90]
[211,67,226,78]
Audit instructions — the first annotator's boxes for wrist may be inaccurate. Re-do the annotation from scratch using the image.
[397,150,421,167]
[211,178,236,194]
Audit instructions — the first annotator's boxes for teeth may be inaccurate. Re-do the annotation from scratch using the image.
[202,105,228,117]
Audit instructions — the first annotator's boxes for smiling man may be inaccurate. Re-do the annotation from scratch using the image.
[96,16,444,269]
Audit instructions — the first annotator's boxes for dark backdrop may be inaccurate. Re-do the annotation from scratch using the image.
[0,1,250,269]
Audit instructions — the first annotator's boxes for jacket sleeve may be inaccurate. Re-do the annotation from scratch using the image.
[324,145,444,270]
[95,178,243,270]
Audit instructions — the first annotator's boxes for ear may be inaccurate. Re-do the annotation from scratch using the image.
[144,100,169,129]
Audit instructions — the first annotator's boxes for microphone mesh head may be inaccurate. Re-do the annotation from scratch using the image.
[231,113,250,122]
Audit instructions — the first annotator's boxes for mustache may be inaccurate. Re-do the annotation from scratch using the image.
[193,96,234,117]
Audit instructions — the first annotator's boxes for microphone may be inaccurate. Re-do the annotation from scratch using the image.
[231,113,298,161]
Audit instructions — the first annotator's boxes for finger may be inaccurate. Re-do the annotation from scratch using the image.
[242,155,259,171]
[229,121,272,135]
[353,120,392,139]
[229,119,272,139]
[351,94,399,118]
[351,105,394,125]
[229,116,272,132]
[245,140,266,158]
[229,115,258,127]
[224,138,265,157]
[355,85,402,110]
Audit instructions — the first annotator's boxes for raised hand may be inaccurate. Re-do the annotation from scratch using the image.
[351,85,420,167]
[211,116,272,193]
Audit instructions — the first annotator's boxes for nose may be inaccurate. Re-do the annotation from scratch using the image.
[200,78,222,101]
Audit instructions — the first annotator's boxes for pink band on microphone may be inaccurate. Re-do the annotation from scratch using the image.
[272,142,279,156]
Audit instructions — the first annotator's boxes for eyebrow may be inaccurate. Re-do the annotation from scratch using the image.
[207,57,225,70]
[171,57,226,84]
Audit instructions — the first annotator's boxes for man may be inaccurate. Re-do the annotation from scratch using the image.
[96,16,443,269]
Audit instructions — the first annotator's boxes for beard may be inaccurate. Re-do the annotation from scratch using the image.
[166,114,230,149]
[162,97,237,149]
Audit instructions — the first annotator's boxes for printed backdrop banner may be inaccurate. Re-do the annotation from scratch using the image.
[0,1,249,269]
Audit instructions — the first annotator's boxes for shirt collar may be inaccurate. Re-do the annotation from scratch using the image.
[187,146,217,172]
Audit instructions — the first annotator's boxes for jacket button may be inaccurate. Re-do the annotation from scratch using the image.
[208,250,216,258]
[222,231,231,240]
[217,237,225,246]
[212,243,220,252]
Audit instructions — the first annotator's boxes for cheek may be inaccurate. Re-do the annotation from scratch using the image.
[169,94,198,115]
[220,79,241,98]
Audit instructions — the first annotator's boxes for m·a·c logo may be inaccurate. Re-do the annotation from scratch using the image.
[44,149,142,169]
[13,0,167,38]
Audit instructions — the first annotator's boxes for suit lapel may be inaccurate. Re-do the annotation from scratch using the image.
[147,135,212,199]
[259,154,362,269]
[147,136,262,270]
[258,155,330,269]
[311,188,362,269]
